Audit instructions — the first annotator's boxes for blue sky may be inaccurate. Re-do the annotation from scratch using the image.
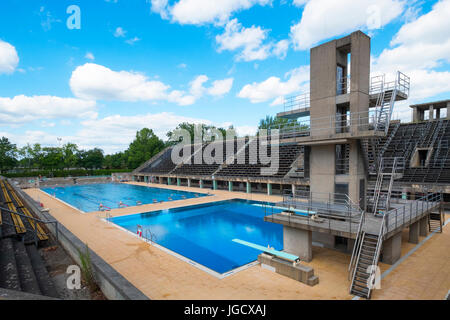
[0,0,449,153]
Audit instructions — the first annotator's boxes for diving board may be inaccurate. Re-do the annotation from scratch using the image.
[251,203,314,215]
[232,239,299,262]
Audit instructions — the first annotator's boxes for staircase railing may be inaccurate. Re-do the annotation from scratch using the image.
[348,211,365,280]
[367,213,387,298]
[349,231,365,294]
[0,205,59,246]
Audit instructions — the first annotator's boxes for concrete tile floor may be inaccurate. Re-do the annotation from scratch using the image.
[24,183,449,300]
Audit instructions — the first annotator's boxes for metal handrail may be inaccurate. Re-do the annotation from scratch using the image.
[367,212,387,298]
[0,205,59,245]
[348,211,365,280]
[283,92,310,112]
[268,108,386,138]
[383,192,441,233]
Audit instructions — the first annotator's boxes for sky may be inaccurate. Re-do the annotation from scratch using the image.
[0,0,449,154]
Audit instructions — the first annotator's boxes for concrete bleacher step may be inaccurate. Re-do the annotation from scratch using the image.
[12,240,42,295]
[25,244,59,298]
[0,238,21,291]
[1,210,17,238]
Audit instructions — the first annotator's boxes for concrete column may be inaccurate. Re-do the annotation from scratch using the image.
[177,178,180,186]
[429,105,434,121]
[187,179,191,187]
[291,184,296,196]
[213,180,217,190]
[436,108,441,120]
[283,226,312,262]
[413,107,419,123]
[228,181,233,192]
[447,102,450,120]
[419,216,428,237]
[199,180,203,189]
[409,220,420,244]
[381,231,402,265]
[167,177,171,185]
[246,181,251,194]
[267,183,272,196]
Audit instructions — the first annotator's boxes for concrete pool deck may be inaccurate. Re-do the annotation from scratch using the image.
[23,182,449,300]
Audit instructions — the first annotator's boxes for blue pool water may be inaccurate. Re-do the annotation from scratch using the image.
[110,199,285,274]
[41,183,208,212]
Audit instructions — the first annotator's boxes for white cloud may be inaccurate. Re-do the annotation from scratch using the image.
[85,52,95,60]
[125,36,141,45]
[216,19,290,61]
[150,0,170,19]
[208,78,234,96]
[238,66,309,104]
[69,63,233,106]
[0,40,19,74]
[163,0,271,26]
[0,95,97,125]
[70,63,170,102]
[290,0,405,50]
[189,75,209,97]
[188,75,234,98]
[114,27,126,37]
[273,39,289,59]
[2,112,214,154]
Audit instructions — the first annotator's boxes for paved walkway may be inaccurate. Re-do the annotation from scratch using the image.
[23,182,449,300]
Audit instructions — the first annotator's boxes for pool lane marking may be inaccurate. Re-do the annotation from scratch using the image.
[352,218,450,300]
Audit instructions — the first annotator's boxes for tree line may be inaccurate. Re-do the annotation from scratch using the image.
[0,116,300,174]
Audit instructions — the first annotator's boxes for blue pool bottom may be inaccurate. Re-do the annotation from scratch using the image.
[110,199,285,274]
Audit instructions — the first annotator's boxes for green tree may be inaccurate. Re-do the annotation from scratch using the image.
[258,115,291,129]
[0,137,17,173]
[40,147,64,170]
[78,148,104,169]
[127,128,165,169]
[104,151,129,169]
[62,143,79,169]
[166,123,239,144]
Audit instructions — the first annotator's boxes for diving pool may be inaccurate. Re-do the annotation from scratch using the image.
[41,183,209,212]
[109,199,286,274]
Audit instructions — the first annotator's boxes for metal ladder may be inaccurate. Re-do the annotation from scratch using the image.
[372,157,404,215]
[373,74,399,134]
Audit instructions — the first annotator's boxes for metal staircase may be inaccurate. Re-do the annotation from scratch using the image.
[429,212,444,233]
[348,211,387,299]
[371,72,409,134]
[371,157,404,215]
[349,231,379,298]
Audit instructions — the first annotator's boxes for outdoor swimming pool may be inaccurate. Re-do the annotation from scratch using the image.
[41,183,208,212]
[110,199,286,274]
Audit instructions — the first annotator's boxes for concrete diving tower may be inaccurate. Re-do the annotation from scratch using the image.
[262,31,443,299]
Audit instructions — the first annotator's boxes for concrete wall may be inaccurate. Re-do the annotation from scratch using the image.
[14,184,149,300]
[381,231,402,265]
[258,253,318,286]
[310,144,335,196]
[283,226,312,262]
